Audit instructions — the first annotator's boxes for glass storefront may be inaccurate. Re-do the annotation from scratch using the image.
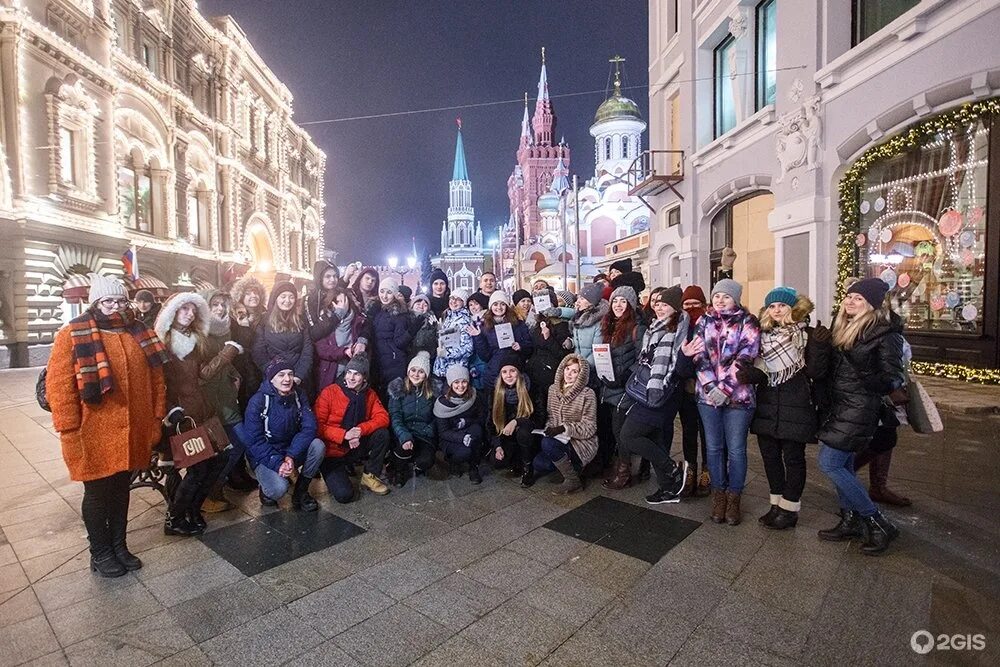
[856,118,989,336]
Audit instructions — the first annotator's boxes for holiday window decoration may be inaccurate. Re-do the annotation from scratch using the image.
[836,98,1000,384]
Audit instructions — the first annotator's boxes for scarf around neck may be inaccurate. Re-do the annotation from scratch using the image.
[69,309,169,405]
[433,388,477,419]
[760,322,807,386]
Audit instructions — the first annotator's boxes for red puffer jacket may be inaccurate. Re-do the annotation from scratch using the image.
[313,381,390,458]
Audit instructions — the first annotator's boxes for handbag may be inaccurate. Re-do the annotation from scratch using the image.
[169,416,230,469]
[624,359,676,409]
[905,379,943,434]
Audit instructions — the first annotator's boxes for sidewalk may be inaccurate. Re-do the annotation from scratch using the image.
[0,367,997,666]
[917,375,1000,415]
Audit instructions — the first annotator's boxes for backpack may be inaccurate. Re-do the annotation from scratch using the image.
[36,368,51,412]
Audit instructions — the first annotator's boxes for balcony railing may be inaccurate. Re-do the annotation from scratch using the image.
[627,149,685,199]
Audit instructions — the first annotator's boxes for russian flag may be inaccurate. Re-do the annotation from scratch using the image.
[122,246,138,282]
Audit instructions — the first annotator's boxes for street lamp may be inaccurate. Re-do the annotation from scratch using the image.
[387,255,415,286]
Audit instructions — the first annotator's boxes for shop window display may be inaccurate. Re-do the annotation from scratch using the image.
[856,119,988,335]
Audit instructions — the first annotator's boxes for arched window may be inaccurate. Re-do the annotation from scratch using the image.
[604,137,612,161]
[622,136,630,159]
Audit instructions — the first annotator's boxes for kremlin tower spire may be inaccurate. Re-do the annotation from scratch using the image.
[519,92,532,149]
[532,47,555,146]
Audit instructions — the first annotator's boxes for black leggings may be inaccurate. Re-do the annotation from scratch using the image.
[756,435,806,504]
[81,471,132,555]
[490,424,535,469]
[392,435,436,472]
[618,398,681,489]
[679,391,707,466]
[172,455,226,516]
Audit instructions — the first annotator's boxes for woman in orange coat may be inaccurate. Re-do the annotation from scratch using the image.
[46,274,168,578]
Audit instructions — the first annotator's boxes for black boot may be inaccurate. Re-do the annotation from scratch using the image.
[765,508,799,531]
[82,489,127,578]
[758,505,780,526]
[859,512,899,555]
[91,552,127,578]
[164,509,199,536]
[817,509,863,541]
[187,510,207,534]
[468,463,483,485]
[520,464,536,488]
[292,475,318,512]
[259,488,278,507]
[108,500,142,571]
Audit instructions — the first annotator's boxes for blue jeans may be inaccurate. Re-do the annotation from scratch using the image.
[254,438,325,501]
[697,404,753,493]
[533,437,580,474]
[817,444,877,517]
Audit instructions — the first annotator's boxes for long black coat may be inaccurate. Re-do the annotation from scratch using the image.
[370,301,413,386]
[815,315,906,452]
[750,327,831,444]
[525,319,570,400]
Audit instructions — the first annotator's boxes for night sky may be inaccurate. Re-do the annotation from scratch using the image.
[198,0,648,265]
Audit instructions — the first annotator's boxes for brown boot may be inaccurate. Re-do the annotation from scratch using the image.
[679,464,696,498]
[710,490,727,524]
[697,468,711,497]
[725,492,742,526]
[602,458,631,491]
[869,451,911,506]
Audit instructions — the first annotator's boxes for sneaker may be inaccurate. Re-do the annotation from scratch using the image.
[663,461,689,497]
[645,488,681,505]
[360,472,390,496]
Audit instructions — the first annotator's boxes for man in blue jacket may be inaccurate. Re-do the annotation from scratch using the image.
[237,357,324,511]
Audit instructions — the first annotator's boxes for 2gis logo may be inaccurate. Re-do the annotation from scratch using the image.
[910,630,986,654]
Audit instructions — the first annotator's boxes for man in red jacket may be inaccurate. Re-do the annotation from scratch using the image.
[314,354,391,501]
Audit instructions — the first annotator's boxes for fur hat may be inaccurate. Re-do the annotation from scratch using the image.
[345,352,370,377]
[230,274,266,307]
[711,278,743,305]
[408,351,431,376]
[847,277,889,309]
[682,285,706,305]
[88,273,128,305]
[134,289,155,304]
[512,289,531,305]
[764,286,798,308]
[609,285,638,311]
[451,288,470,305]
[266,357,296,382]
[579,283,604,307]
[489,291,510,307]
[446,364,471,385]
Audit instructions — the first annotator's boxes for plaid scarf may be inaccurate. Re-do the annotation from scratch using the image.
[69,309,169,404]
[760,322,806,387]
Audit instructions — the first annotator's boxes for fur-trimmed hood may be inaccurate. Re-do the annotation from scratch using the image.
[387,375,444,401]
[791,294,815,324]
[378,298,407,317]
[571,299,610,330]
[154,292,211,342]
[230,274,266,308]
[553,354,590,401]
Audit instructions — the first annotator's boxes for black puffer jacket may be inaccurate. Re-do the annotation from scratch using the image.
[815,314,906,452]
[525,318,571,399]
[750,327,832,444]
[370,300,413,386]
[598,323,646,408]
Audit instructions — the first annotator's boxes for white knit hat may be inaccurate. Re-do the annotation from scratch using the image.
[488,291,510,307]
[451,288,470,304]
[408,351,431,376]
[380,276,400,295]
[446,364,471,385]
[88,273,128,304]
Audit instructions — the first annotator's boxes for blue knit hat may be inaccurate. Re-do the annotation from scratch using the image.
[764,286,797,308]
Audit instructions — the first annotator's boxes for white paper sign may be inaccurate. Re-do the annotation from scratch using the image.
[592,343,614,382]
[439,329,461,350]
[532,428,571,444]
[495,322,515,349]
[533,294,553,313]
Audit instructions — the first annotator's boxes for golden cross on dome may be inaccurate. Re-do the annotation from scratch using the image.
[609,55,625,95]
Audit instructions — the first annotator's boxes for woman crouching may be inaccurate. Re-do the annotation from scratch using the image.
[535,354,598,495]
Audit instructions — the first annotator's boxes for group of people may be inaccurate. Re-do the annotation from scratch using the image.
[45,254,914,579]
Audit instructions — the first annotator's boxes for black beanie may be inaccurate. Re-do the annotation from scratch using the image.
[847,278,889,309]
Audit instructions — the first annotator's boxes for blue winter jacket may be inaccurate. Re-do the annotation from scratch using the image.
[433,307,474,378]
[472,320,534,389]
[237,380,317,472]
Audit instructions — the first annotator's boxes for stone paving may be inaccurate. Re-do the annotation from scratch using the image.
[0,367,997,666]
